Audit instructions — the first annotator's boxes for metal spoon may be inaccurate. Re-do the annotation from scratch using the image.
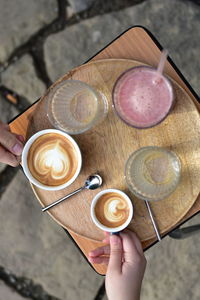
[145,200,161,241]
[42,174,102,212]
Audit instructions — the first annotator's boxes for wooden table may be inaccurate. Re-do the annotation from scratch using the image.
[10,26,200,275]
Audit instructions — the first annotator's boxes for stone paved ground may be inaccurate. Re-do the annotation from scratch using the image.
[0,280,31,300]
[0,0,200,299]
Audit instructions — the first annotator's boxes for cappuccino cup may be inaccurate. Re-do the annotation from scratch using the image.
[22,129,82,190]
[91,189,133,233]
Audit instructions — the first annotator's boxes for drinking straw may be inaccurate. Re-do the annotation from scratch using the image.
[157,49,168,76]
[153,49,168,85]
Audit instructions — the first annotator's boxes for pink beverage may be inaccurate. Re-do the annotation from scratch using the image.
[112,66,174,128]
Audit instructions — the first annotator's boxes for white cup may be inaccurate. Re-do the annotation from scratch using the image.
[91,189,133,233]
[22,129,82,191]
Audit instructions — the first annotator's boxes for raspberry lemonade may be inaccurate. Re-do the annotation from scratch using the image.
[112,66,174,128]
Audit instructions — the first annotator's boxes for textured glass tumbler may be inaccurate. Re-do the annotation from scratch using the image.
[47,79,108,134]
[125,146,181,201]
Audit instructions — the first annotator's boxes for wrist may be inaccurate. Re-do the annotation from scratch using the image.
[107,291,140,300]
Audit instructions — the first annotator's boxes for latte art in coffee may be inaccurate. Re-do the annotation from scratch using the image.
[27,133,78,186]
[33,143,70,180]
[95,193,130,228]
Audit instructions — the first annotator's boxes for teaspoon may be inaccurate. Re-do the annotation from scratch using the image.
[145,200,161,241]
[42,174,102,212]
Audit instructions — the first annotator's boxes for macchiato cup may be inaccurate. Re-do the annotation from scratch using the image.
[91,189,133,233]
[22,129,82,190]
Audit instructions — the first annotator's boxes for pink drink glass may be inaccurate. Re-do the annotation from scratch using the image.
[112,66,174,129]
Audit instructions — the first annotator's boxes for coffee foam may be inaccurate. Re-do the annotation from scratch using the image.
[27,133,78,186]
[95,192,130,228]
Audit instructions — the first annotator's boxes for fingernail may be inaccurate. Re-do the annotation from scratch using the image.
[88,250,95,256]
[110,235,119,245]
[88,257,93,263]
[12,143,23,155]
[18,135,24,143]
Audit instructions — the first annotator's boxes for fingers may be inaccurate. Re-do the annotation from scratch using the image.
[0,123,24,142]
[120,231,145,266]
[88,256,109,265]
[102,231,110,244]
[0,123,24,167]
[89,245,110,258]
[0,127,23,156]
[0,145,21,167]
[107,235,123,273]
[0,123,10,131]
[88,244,110,265]
[122,230,143,254]
[88,235,123,270]
[14,134,25,143]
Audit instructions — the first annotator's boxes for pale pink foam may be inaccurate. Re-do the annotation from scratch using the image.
[113,67,174,128]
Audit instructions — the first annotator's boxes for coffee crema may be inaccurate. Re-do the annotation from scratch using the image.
[27,133,78,186]
[94,192,130,228]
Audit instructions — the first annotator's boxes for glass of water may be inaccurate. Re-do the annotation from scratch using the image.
[125,146,181,201]
[47,79,108,135]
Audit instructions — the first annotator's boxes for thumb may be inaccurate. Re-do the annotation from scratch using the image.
[0,129,23,155]
[108,235,122,273]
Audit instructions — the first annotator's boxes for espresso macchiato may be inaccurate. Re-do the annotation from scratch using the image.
[27,133,78,186]
[94,192,130,228]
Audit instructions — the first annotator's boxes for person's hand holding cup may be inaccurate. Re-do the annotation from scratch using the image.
[89,189,146,300]
[89,230,146,300]
[0,121,24,167]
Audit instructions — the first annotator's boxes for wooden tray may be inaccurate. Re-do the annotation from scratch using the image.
[23,58,200,243]
[9,27,200,275]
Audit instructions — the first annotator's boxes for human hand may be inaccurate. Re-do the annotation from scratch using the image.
[88,230,146,300]
[0,122,24,167]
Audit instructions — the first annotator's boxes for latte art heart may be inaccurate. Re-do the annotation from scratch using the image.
[95,193,130,228]
[28,133,78,186]
[34,143,70,179]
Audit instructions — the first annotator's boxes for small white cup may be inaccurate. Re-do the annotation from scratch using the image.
[22,129,82,191]
[91,189,133,233]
